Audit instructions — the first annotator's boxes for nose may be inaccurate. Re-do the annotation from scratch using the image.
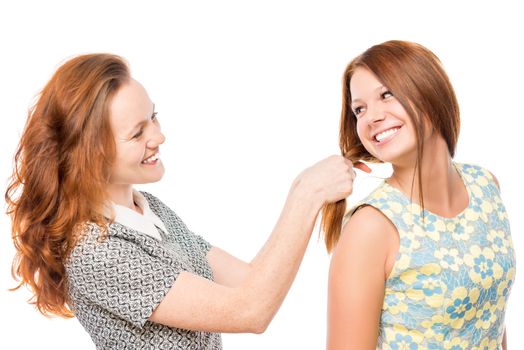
[146,124,165,149]
[367,104,386,125]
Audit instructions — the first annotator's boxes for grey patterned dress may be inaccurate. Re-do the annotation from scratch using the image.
[65,192,222,349]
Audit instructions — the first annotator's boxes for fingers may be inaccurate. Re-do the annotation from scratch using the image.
[299,156,371,204]
[344,162,356,178]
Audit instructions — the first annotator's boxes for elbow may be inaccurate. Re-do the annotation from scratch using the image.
[244,317,270,334]
[237,293,273,334]
[249,317,270,334]
[241,304,272,334]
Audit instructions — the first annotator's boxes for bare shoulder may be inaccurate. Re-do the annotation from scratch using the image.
[331,205,399,279]
[339,205,397,245]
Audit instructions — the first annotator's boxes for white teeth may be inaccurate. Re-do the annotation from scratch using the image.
[142,153,160,164]
[375,127,400,142]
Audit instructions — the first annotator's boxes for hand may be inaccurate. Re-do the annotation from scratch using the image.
[294,155,372,205]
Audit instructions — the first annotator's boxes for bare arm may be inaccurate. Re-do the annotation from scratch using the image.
[150,155,357,333]
[206,161,373,288]
[206,247,251,287]
[327,206,398,349]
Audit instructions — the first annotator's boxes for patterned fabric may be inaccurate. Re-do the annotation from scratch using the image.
[66,192,222,349]
[346,163,515,349]
[109,190,168,240]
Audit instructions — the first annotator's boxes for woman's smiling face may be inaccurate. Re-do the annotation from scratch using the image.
[350,67,422,166]
[108,78,165,187]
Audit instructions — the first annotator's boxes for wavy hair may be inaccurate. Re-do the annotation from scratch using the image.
[5,54,130,317]
[322,40,460,252]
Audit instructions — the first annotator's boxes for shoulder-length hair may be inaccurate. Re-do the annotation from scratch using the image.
[5,54,130,317]
[322,40,460,252]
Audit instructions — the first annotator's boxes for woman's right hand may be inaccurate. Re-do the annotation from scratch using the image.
[149,155,373,334]
[293,155,371,206]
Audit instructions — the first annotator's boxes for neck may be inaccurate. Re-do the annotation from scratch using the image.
[388,136,466,217]
[107,184,137,211]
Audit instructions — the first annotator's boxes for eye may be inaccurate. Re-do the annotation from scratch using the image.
[381,90,393,99]
[132,129,144,139]
[151,111,158,121]
[353,106,365,118]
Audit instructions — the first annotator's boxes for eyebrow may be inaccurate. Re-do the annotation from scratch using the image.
[351,85,387,107]
[126,103,156,137]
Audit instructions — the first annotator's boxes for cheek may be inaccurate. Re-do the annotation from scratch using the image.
[115,144,144,166]
[392,100,408,115]
[355,120,367,143]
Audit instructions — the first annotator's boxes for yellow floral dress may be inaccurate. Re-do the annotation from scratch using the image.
[347,163,515,349]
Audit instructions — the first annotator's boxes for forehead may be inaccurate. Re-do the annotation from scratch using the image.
[349,67,383,99]
[109,78,153,128]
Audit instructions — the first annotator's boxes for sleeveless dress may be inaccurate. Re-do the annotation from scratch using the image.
[345,163,515,349]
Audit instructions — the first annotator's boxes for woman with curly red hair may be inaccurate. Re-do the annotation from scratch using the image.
[6,53,363,349]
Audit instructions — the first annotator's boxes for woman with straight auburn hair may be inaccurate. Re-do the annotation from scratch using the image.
[323,41,515,349]
[6,53,360,349]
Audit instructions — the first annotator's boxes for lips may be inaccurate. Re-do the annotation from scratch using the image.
[373,126,401,143]
[141,152,160,164]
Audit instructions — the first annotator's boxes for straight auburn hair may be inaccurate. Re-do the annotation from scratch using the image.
[5,54,130,317]
[322,40,460,252]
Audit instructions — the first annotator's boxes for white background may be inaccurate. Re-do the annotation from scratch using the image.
[1,1,522,348]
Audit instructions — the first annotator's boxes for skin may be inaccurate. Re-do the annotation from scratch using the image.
[107,78,368,333]
[327,67,507,349]
[108,78,165,211]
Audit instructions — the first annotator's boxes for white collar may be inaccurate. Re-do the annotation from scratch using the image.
[111,190,168,240]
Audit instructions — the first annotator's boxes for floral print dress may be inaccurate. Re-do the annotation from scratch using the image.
[346,163,515,349]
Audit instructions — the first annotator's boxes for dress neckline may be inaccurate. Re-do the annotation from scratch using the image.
[381,163,472,221]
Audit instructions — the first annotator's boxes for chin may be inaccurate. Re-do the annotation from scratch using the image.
[369,143,417,164]
[138,169,165,184]
[150,171,165,183]
[136,176,164,185]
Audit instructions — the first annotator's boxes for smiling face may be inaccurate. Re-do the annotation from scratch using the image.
[350,67,431,166]
[108,78,165,188]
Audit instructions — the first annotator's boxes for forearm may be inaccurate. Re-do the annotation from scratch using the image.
[152,184,323,334]
[242,181,322,330]
[150,155,354,333]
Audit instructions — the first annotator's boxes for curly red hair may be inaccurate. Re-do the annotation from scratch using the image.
[5,54,130,317]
